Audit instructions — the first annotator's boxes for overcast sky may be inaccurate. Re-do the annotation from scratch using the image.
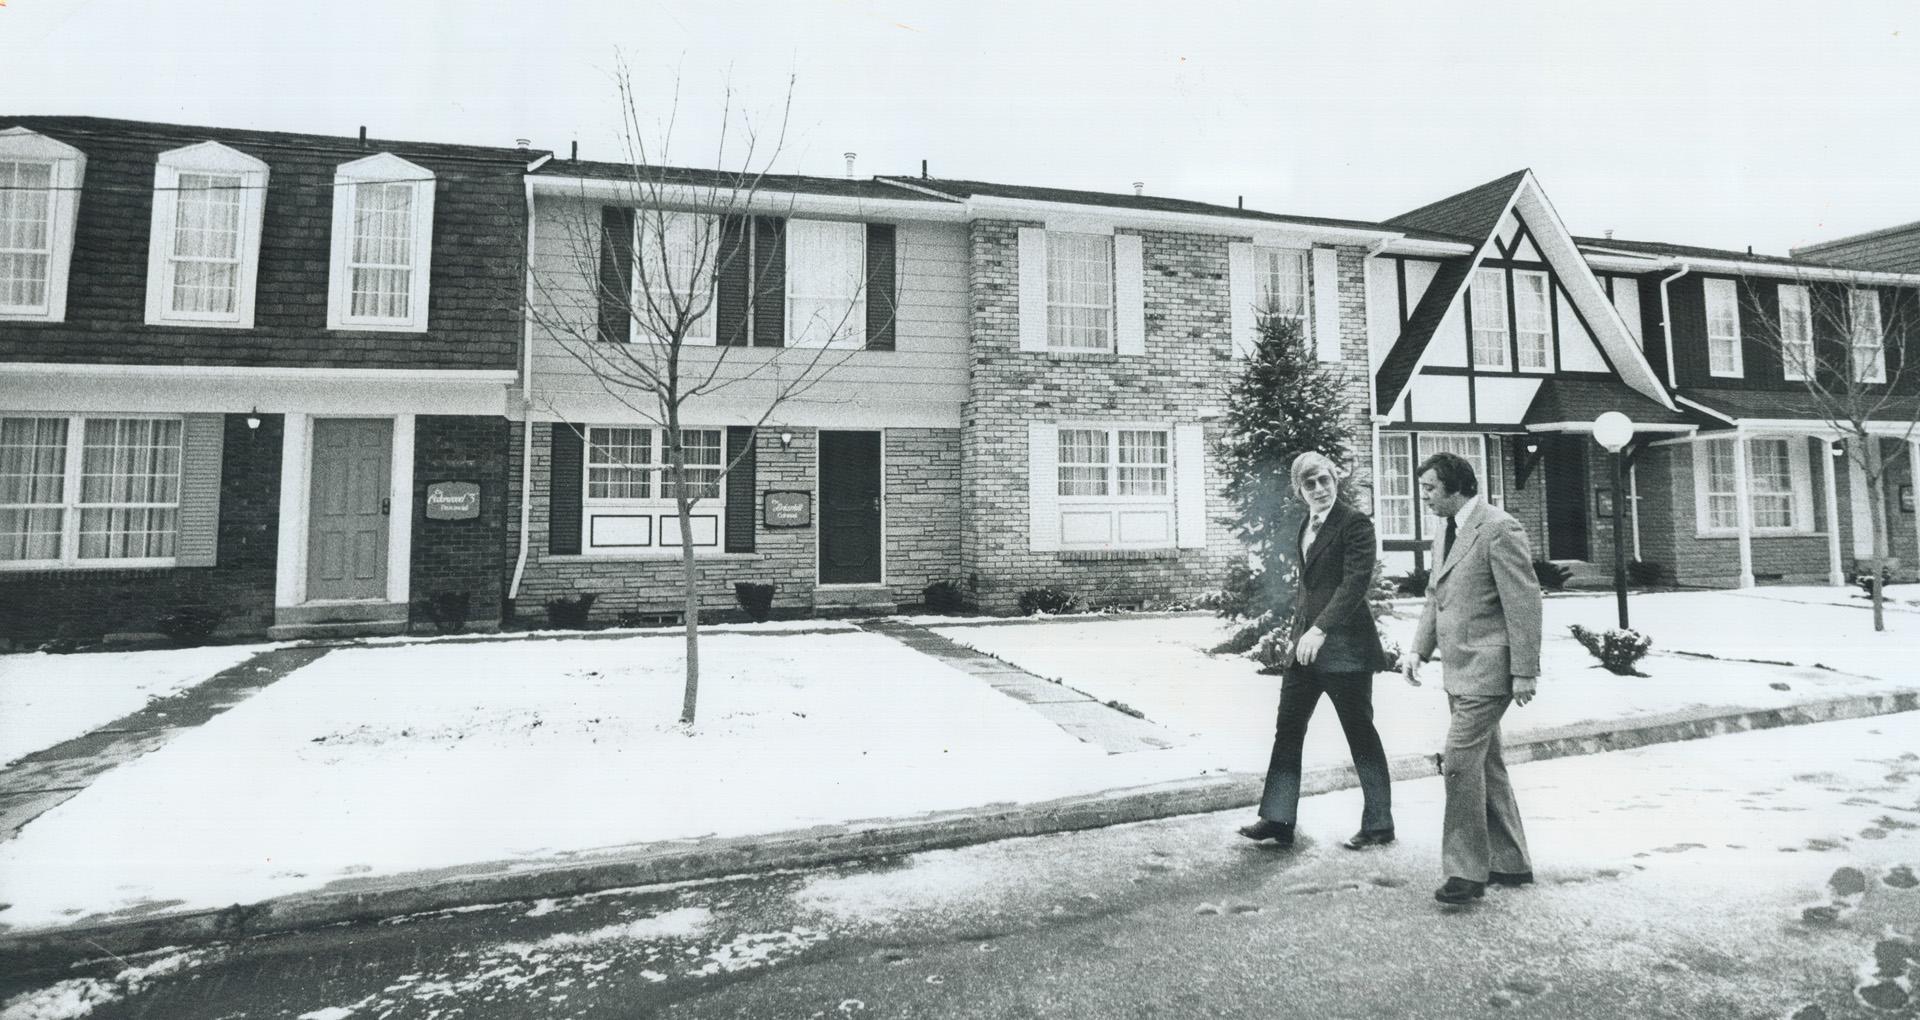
[3,0,1914,255]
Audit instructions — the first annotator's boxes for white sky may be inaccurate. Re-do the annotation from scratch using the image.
[2,0,1914,255]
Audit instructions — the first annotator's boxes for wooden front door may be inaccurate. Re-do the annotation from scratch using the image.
[308,418,392,600]
[819,431,882,584]
[1544,433,1590,561]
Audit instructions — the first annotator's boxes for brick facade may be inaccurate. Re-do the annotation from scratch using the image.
[409,415,512,631]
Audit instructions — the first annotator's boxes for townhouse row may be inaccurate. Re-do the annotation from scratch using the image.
[3,116,1917,642]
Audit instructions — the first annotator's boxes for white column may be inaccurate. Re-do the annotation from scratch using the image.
[386,413,416,606]
[1629,460,1643,560]
[275,413,311,608]
[1911,440,1920,578]
[1822,437,1844,586]
[1732,428,1755,588]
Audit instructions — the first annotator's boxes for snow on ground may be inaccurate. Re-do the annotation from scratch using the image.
[0,645,266,765]
[0,630,1210,931]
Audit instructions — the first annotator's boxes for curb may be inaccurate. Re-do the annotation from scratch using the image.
[4,687,1916,972]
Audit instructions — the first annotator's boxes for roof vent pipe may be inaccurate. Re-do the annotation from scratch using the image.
[358,126,367,148]
[1238,195,1244,209]
[921,159,928,179]
[570,140,578,161]
[1133,181,1144,196]
[515,138,530,152]
[1603,228,1614,240]
[844,152,857,179]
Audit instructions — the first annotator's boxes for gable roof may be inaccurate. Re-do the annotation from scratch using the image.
[1385,169,1530,240]
[537,159,959,203]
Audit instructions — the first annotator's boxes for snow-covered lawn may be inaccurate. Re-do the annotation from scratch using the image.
[0,645,266,765]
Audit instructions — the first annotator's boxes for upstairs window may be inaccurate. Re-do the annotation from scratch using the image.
[1513,270,1551,370]
[1254,247,1310,338]
[146,142,268,327]
[1850,289,1886,384]
[1047,232,1113,350]
[1469,268,1510,369]
[0,128,85,322]
[1704,278,1743,377]
[631,210,717,345]
[328,153,435,331]
[1778,284,1812,382]
[786,218,864,349]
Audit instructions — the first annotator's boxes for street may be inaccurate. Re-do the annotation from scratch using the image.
[6,711,1920,1020]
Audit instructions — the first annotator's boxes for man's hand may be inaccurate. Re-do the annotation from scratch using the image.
[1397,650,1423,687]
[1294,627,1325,665]
[1512,675,1537,707]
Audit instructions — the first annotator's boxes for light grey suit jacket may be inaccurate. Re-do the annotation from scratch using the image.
[1413,499,1544,696]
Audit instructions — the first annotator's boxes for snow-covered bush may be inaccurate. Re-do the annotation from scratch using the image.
[1568,623,1651,676]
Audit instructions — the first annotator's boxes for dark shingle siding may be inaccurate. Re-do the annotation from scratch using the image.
[1385,170,1527,241]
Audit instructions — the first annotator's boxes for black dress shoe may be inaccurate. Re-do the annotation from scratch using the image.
[1488,870,1535,887]
[1434,877,1486,904]
[1236,818,1294,845]
[1341,829,1396,850]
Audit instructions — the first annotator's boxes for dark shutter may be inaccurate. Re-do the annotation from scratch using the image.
[752,216,786,347]
[725,426,757,553]
[714,215,753,347]
[865,223,897,351]
[549,424,584,555]
[596,207,635,344]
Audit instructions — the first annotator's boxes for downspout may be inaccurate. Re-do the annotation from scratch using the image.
[1656,261,1691,390]
[508,161,549,602]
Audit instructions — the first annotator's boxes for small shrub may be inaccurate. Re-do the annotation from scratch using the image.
[1627,559,1664,587]
[1852,565,1895,595]
[419,591,472,635]
[922,579,969,614]
[1569,623,1652,676]
[1393,567,1430,598]
[544,594,596,629]
[733,582,776,623]
[1534,560,1573,591]
[156,606,226,646]
[1017,587,1081,616]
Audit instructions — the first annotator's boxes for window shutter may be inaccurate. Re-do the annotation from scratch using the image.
[1791,438,1815,531]
[549,424,583,555]
[1312,247,1342,362]
[1227,242,1256,359]
[175,413,225,567]
[715,215,753,347]
[753,216,786,347]
[597,207,635,343]
[725,426,757,553]
[1175,423,1207,549]
[1114,233,1146,356]
[865,223,897,351]
[1018,227,1048,352]
[1028,423,1060,551]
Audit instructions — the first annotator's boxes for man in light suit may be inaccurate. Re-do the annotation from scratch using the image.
[1401,451,1542,906]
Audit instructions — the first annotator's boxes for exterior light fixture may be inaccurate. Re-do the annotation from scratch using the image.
[1592,411,1635,629]
[246,407,262,430]
[779,430,794,448]
[1830,441,1846,458]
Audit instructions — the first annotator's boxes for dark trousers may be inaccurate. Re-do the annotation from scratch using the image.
[1257,668,1393,833]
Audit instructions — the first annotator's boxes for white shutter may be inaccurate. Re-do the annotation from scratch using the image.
[1175,423,1207,549]
[175,413,225,567]
[1313,247,1342,362]
[1028,423,1060,551]
[1227,242,1256,359]
[1114,233,1146,356]
[1018,227,1049,352]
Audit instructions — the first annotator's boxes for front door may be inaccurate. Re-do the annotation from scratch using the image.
[819,430,882,584]
[1544,433,1590,561]
[308,418,392,600]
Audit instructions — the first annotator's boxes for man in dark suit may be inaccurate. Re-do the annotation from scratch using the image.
[1403,451,1543,906]
[1239,452,1405,851]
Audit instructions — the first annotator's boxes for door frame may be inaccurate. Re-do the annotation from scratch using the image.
[275,412,415,607]
[814,428,886,587]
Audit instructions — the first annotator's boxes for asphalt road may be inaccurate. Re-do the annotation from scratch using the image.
[6,712,1920,1020]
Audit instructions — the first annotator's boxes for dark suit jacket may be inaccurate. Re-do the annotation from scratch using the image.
[1288,501,1389,675]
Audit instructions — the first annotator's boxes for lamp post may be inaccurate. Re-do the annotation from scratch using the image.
[1593,411,1635,629]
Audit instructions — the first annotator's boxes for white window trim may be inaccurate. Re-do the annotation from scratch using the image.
[630,209,719,347]
[144,141,269,328]
[581,425,727,557]
[1778,283,1812,383]
[327,152,435,332]
[1054,422,1174,550]
[1469,268,1510,370]
[1512,269,1552,373]
[1415,432,1498,541]
[1046,231,1115,352]
[1849,289,1886,385]
[0,127,86,322]
[1692,435,1814,537]
[0,413,184,570]
[1253,245,1312,340]
[1704,278,1744,378]
[1376,432,1416,540]
[785,218,865,350]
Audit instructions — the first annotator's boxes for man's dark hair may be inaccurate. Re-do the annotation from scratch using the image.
[1418,451,1480,497]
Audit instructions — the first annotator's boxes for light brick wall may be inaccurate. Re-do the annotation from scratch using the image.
[885,428,964,599]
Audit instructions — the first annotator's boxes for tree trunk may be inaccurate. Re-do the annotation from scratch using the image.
[1865,437,1889,633]
[666,417,701,724]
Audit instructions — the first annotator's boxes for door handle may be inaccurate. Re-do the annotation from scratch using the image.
[870,497,881,512]
[381,497,391,517]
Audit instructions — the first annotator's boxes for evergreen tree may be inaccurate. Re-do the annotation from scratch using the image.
[1211,315,1354,665]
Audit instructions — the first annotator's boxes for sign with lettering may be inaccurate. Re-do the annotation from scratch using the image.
[425,481,481,521]
[764,490,812,528]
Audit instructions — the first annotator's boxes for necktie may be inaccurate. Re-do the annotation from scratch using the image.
[1443,515,1458,563]
[1304,514,1323,553]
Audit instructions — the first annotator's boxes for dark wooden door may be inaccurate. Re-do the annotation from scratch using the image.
[819,431,882,584]
[308,418,391,600]
[1544,433,1590,561]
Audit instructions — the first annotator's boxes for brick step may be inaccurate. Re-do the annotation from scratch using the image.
[811,584,898,618]
[275,601,409,626]
[267,618,409,641]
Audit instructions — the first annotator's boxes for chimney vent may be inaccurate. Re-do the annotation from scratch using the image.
[1747,245,1754,255]
[1237,195,1244,210]
[570,140,578,161]
[844,152,857,179]
[1603,228,1614,240]
[921,159,928,179]
[1132,181,1144,197]
[515,138,530,153]
[358,126,367,148]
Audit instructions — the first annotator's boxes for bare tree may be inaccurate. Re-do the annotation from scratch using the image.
[1740,271,1920,630]
[527,60,887,722]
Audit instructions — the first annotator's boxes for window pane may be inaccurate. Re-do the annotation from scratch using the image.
[1418,433,1488,536]
[1057,428,1108,496]
[1514,272,1551,369]
[1378,434,1414,538]
[1705,439,1738,529]
[1747,439,1794,528]
[64,418,183,561]
[785,219,862,347]
[0,161,54,308]
[1047,233,1113,349]
[347,182,416,319]
[0,507,63,560]
[1255,249,1308,329]
[587,427,651,499]
[0,416,67,505]
[1705,279,1741,374]
[1470,269,1509,367]
[1780,285,1812,380]
[1115,430,1168,496]
[1851,291,1885,382]
[662,429,723,500]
